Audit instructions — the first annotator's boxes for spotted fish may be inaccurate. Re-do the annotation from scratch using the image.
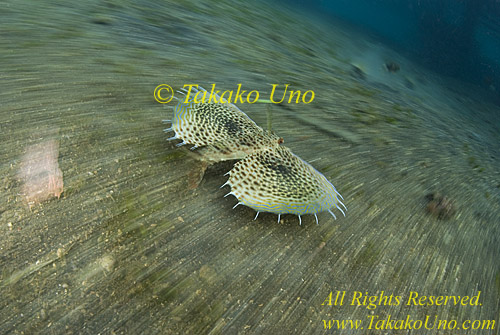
[163,85,346,225]
[164,86,281,162]
[221,146,346,225]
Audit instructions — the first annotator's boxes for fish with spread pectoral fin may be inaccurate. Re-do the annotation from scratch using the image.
[166,86,281,162]
[164,85,346,225]
[222,145,346,223]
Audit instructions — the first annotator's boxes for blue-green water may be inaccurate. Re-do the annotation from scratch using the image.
[1,1,499,334]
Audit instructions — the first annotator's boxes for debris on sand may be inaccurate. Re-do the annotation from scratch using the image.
[385,61,400,73]
[425,192,456,220]
[19,139,64,208]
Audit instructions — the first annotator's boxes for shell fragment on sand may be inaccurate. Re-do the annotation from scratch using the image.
[19,140,64,207]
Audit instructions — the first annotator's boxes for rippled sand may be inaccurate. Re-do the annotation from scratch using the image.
[1,1,499,334]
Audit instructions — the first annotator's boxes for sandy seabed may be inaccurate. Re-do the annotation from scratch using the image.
[0,0,499,334]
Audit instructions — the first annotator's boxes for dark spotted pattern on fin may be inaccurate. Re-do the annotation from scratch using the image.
[164,85,346,225]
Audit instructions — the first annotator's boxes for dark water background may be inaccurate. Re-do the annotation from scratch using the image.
[287,0,500,101]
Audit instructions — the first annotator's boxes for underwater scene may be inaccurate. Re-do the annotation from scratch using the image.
[1,0,499,334]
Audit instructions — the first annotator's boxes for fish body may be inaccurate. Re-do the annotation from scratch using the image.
[164,86,346,224]
[168,86,280,162]
[226,146,344,216]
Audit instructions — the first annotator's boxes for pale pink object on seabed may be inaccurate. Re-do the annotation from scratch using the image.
[19,139,64,207]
